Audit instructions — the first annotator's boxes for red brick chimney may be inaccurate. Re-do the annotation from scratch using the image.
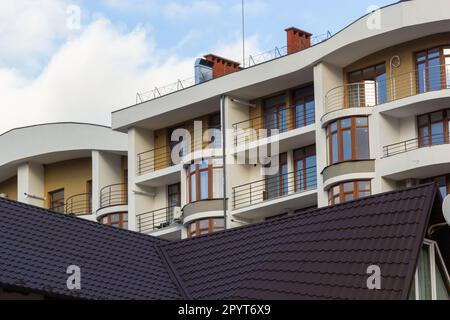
[285,27,312,54]
[203,54,241,78]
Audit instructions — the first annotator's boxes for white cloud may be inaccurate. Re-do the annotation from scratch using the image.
[0,18,195,132]
[0,0,73,73]
[0,1,267,134]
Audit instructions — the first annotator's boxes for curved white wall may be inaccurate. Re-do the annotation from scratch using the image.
[0,123,127,168]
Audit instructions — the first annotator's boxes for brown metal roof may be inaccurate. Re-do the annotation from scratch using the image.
[0,183,448,300]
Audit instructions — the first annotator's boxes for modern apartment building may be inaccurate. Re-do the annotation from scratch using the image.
[0,123,129,225]
[108,0,450,240]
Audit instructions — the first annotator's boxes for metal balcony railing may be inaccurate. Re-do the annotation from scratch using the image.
[99,183,128,209]
[65,193,92,216]
[137,206,177,234]
[135,32,332,104]
[233,166,317,209]
[232,105,315,147]
[383,133,450,158]
[325,64,450,114]
[136,125,222,176]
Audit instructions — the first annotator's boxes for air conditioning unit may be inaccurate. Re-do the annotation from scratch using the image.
[173,207,182,222]
[0,193,7,198]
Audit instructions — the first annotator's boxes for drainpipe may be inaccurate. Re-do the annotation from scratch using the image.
[220,95,228,229]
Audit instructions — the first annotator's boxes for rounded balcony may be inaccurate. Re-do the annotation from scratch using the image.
[97,183,128,220]
[65,193,92,216]
[323,63,450,126]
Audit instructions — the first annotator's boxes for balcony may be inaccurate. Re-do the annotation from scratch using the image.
[232,166,317,220]
[325,64,450,117]
[99,183,128,209]
[380,134,450,181]
[383,133,450,158]
[135,125,222,185]
[137,206,181,240]
[232,105,316,152]
[65,193,92,216]
[137,206,176,234]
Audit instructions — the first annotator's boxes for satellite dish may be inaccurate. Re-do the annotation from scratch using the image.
[443,195,450,226]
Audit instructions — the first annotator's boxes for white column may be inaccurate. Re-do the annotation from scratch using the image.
[128,127,155,232]
[313,62,344,207]
[92,151,122,214]
[17,162,45,207]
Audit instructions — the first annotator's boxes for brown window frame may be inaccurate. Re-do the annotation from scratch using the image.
[263,94,288,133]
[187,161,223,203]
[421,174,450,198]
[264,153,288,200]
[415,46,450,92]
[188,218,225,238]
[168,183,181,208]
[293,94,315,129]
[101,212,128,229]
[326,117,370,165]
[48,188,65,213]
[293,145,316,192]
[417,108,450,147]
[328,180,372,206]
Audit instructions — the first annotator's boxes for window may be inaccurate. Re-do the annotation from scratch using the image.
[49,189,65,213]
[328,181,371,205]
[294,88,315,128]
[418,109,450,147]
[416,47,450,93]
[188,160,223,203]
[188,218,225,238]
[294,146,317,191]
[101,213,128,229]
[168,183,181,208]
[264,94,288,134]
[410,241,450,300]
[208,113,222,149]
[348,63,387,106]
[265,153,288,200]
[326,117,370,165]
[421,174,450,199]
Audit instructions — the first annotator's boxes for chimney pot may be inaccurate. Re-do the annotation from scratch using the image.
[285,27,312,54]
[203,54,241,78]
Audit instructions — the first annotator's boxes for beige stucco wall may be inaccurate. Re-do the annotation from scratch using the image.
[44,158,92,209]
[344,32,450,101]
[0,176,17,201]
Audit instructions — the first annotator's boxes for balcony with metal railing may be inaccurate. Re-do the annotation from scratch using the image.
[325,64,450,116]
[65,193,92,216]
[136,125,222,178]
[232,104,315,149]
[383,133,450,158]
[137,206,178,235]
[232,166,317,219]
[99,183,128,210]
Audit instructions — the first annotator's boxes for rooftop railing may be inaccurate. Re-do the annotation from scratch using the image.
[137,206,177,234]
[232,166,317,209]
[100,183,128,209]
[325,63,450,114]
[383,133,450,158]
[232,104,315,147]
[135,32,332,104]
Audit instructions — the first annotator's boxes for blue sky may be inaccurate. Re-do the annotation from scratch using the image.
[0,0,396,133]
